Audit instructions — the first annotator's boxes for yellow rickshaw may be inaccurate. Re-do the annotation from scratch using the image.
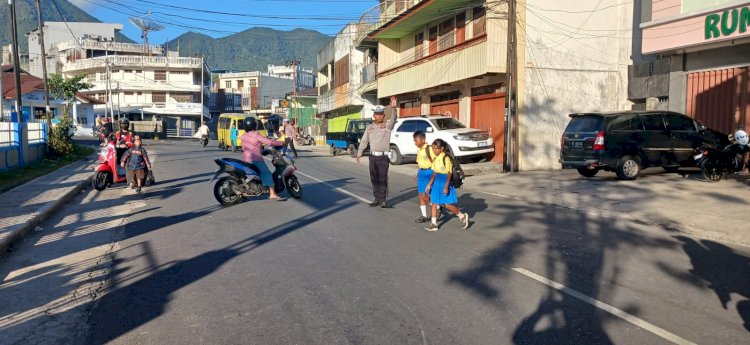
[217,113,267,152]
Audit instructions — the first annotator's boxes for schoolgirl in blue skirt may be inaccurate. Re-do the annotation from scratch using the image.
[424,139,470,231]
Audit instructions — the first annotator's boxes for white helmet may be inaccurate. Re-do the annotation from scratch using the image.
[735,130,749,146]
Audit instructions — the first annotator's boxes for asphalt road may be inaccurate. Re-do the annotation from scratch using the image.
[34,141,750,344]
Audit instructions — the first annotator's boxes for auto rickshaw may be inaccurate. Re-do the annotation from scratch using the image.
[217,113,267,152]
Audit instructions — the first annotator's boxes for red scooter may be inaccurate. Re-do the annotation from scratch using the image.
[92,137,130,191]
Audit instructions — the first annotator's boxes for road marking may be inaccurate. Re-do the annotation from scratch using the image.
[295,171,372,204]
[512,267,696,345]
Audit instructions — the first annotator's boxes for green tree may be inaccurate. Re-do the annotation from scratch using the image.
[47,73,93,156]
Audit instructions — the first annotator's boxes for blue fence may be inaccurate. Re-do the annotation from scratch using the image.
[0,122,48,172]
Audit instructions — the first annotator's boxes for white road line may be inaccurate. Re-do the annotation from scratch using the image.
[512,267,697,345]
[295,171,372,204]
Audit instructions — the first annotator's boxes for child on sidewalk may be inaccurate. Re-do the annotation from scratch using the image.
[413,131,433,223]
[120,136,153,193]
[424,139,470,231]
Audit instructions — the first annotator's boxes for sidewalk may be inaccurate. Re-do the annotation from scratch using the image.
[462,169,750,246]
[0,155,98,254]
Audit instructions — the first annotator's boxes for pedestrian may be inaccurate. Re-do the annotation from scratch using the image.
[424,139,470,231]
[413,131,434,223]
[356,105,396,208]
[283,118,299,158]
[229,123,238,150]
[120,136,152,193]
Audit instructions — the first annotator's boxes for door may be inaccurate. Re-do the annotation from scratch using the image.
[664,113,701,164]
[638,113,671,165]
[686,67,749,135]
[393,120,418,155]
[471,93,505,163]
[430,100,459,119]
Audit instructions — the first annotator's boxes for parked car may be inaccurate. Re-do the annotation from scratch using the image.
[388,115,494,165]
[559,111,728,180]
[326,119,373,157]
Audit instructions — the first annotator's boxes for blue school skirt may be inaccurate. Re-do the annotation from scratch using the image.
[417,168,433,193]
[430,173,458,205]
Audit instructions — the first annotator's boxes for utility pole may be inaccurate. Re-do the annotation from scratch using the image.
[200,56,205,123]
[503,0,518,173]
[287,60,300,120]
[35,0,51,131]
[9,0,24,121]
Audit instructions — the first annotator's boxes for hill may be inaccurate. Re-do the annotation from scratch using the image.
[165,28,332,72]
[0,0,133,54]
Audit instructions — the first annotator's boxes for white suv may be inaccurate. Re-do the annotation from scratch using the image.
[388,115,494,165]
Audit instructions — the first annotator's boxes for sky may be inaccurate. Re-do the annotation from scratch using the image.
[69,0,378,43]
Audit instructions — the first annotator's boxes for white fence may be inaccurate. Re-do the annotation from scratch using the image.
[27,122,46,144]
[0,122,15,147]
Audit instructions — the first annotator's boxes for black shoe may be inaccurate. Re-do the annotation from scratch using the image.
[380,201,388,208]
[370,200,380,207]
[415,216,430,223]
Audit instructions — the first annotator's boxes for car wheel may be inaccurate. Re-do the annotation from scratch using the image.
[616,155,641,180]
[389,145,403,165]
[348,144,357,158]
[577,167,599,178]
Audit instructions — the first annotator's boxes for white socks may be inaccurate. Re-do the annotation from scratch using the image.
[431,217,437,224]
[420,205,427,217]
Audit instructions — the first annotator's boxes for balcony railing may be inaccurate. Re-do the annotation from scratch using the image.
[56,39,163,55]
[63,56,203,72]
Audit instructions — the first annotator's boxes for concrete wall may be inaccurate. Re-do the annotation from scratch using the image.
[0,122,47,172]
[259,75,294,108]
[518,0,633,170]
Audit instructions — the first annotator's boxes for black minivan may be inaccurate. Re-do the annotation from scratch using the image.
[559,111,727,180]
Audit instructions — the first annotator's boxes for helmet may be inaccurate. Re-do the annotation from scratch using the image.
[119,118,130,130]
[243,116,258,132]
[734,130,749,146]
[373,105,386,115]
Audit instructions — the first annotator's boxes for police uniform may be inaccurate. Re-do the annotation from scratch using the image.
[357,109,396,206]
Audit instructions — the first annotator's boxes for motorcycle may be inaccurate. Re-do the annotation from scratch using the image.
[295,134,314,146]
[92,137,153,191]
[200,134,209,147]
[210,147,302,206]
[694,143,749,182]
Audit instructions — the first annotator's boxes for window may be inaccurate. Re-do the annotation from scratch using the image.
[155,70,167,81]
[609,114,643,131]
[237,80,244,89]
[137,91,143,96]
[397,121,417,133]
[473,6,486,37]
[414,121,432,133]
[431,91,460,103]
[170,70,189,75]
[172,93,193,103]
[225,81,232,89]
[248,79,257,87]
[124,92,134,96]
[433,118,466,130]
[124,69,133,73]
[428,26,438,54]
[77,116,88,125]
[566,116,603,132]
[456,12,466,44]
[333,55,350,88]
[438,18,455,50]
[136,70,143,74]
[111,69,120,73]
[414,32,425,59]
[641,114,665,131]
[666,114,696,132]
[152,92,167,103]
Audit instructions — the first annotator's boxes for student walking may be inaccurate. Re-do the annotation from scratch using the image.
[120,136,152,193]
[424,139,470,231]
[413,131,434,223]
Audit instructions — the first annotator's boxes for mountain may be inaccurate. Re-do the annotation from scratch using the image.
[0,0,133,54]
[165,28,332,72]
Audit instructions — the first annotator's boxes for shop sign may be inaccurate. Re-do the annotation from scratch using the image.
[705,6,750,40]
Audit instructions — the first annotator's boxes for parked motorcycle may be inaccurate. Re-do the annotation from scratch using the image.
[695,143,749,182]
[92,137,153,190]
[295,134,314,146]
[210,148,302,206]
[200,134,209,147]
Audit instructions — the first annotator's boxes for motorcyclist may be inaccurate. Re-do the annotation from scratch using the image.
[197,121,210,142]
[732,129,750,174]
[99,117,114,146]
[115,118,134,149]
[240,117,286,201]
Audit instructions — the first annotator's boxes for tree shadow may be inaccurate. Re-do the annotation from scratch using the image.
[659,236,750,332]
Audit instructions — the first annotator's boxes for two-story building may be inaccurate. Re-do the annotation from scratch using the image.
[267,64,317,90]
[57,36,210,137]
[317,23,380,131]
[366,0,633,169]
[631,0,750,135]
[217,71,294,111]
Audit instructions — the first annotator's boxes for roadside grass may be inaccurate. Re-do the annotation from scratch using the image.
[0,145,95,193]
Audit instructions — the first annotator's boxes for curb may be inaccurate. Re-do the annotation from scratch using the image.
[0,159,96,255]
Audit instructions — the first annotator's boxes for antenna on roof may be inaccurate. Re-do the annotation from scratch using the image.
[128,12,165,53]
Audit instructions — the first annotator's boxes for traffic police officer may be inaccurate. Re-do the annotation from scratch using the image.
[356,105,396,208]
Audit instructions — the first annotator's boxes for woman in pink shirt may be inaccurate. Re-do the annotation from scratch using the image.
[240,118,286,201]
